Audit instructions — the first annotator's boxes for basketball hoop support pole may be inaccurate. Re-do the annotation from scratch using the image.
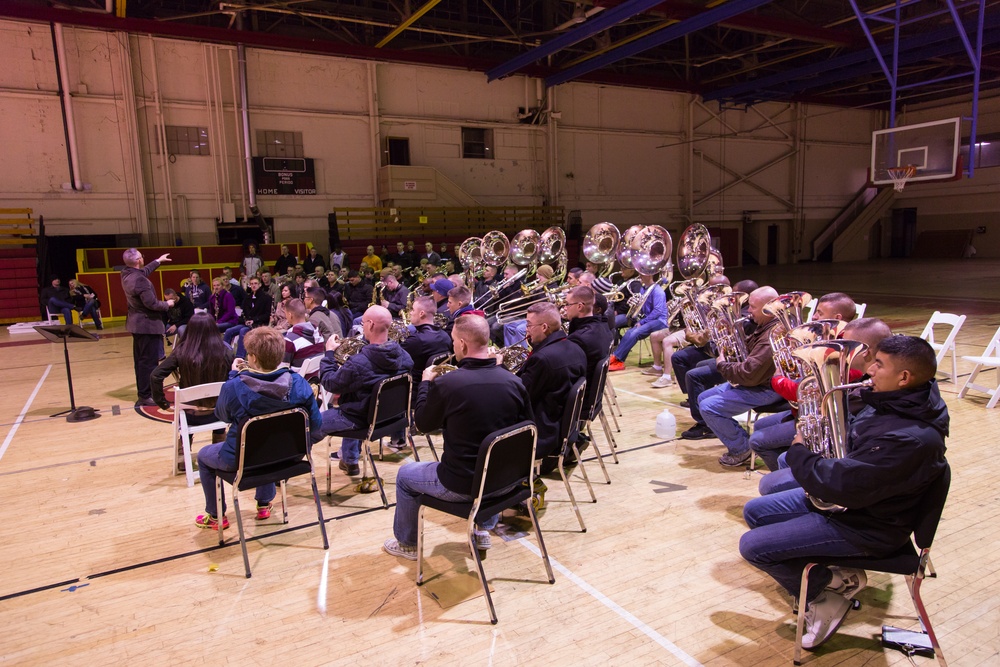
[848,0,985,178]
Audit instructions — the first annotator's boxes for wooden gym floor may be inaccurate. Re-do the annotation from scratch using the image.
[0,258,997,666]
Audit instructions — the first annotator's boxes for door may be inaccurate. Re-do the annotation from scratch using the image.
[890,208,917,258]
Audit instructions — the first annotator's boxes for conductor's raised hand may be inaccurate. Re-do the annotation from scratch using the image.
[156,253,172,264]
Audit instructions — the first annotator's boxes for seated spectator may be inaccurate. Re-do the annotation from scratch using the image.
[195,326,323,530]
[209,278,239,333]
[271,283,294,332]
[164,288,194,340]
[68,279,103,329]
[282,299,326,372]
[305,286,341,341]
[40,275,75,324]
[184,270,210,310]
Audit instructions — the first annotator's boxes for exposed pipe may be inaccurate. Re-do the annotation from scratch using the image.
[237,42,256,212]
[147,34,176,242]
[52,23,84,191]
[230,48,249,218]
[546,84,558,207]
[115,31,148,235]
[367,61,381,206]
[202,44,223,222]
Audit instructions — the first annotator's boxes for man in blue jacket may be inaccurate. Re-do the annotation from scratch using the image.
[608,272,667,371]
[194,326,323,530]
[739,335,949,650]
[319,305,413,477]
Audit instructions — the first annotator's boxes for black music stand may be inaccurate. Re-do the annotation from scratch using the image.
[33,323,101,423]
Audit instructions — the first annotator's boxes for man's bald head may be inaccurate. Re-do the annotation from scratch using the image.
[749,286,779,325]
[363,305,392,343]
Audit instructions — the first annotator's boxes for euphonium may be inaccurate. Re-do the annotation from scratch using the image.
[792,339,872,512]
[763,291,813,380]
[708,292,749,363]
[481,230,510,267]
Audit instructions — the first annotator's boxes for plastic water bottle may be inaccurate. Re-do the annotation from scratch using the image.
[655,408,677,440]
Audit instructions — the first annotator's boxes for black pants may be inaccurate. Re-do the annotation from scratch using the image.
[670,344,713,394]
[133,333,164,400]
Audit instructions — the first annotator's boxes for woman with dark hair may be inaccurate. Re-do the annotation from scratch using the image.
[328,291,353,338]
[151,312,234,418]
[271,283,294,331]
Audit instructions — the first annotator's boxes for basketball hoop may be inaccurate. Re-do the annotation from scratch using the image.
[886,165,917,192]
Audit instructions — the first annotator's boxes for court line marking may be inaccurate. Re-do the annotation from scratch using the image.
[517,538,703,667]
[0,365,51,464]
[613,387,674,405]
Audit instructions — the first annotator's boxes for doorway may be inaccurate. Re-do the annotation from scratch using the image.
[890,208,917,258]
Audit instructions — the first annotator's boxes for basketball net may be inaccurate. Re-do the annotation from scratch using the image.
[886,165,917,192]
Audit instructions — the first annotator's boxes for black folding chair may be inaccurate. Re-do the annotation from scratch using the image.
[215,408,329,578]
[553,376,593,532]
[579,356,616,484]
[415,421,555,624]
[325,373,412,508]
[790,464,951,665]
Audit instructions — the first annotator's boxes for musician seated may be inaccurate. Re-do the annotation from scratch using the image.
[519,302,587,474]
[757,317,893,490]
[565,285,613,409]
[342,271,373,318]
[195,327,324,530]
[400,296,452,395]
[446,285,475,335]
[304,286,341,341]
[281,299,326,373]
[383,314,533,560]
[608,273,667,372]
[739,335,948,650]
[377,269,409,320]
[429,278,455,322]
[645,323,685,388]
[318,306,412,476]
[473,265,499,303]
[812,292,857,321]
[696,286,783,467]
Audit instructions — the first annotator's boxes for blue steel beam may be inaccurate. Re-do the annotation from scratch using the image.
[703,11,1000,103]
[544,0,775,88]
[485,0,669,81]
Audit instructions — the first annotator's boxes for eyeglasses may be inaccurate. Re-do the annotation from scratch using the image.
[525,322,546,330]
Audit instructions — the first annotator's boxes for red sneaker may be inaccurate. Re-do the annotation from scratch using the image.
[608,356,626,372]
[195,514,230,530]
[255,503,273,521]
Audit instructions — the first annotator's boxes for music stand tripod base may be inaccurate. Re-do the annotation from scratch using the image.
[61,406,100,422]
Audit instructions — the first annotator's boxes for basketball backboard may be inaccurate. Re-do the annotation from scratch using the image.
[871,117,962,187]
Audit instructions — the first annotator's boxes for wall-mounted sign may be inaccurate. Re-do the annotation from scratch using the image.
[253,157,316,195]
[404,181,417,190]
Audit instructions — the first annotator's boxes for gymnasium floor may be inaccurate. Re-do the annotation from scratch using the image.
[1,258,997,666]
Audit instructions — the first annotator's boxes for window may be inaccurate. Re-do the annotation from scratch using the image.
[157,126,210,155]
[256,130,304,158]
[462,127,494,159]
[960,134,1000,170]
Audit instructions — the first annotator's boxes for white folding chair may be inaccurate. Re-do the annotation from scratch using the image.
[958,325,1000,409]
[918,311,967,384]
[803,298,817,322]
[294,354,323,381]
[173,382,228,487]
[854,302,867,318]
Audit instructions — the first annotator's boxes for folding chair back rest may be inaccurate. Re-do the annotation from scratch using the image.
[366,374,412,438]
[560,377,587,448]
[234,408,310,488]
[583,357,610,420]
[428,352,452,367]
[295,355,323,378]
[174,382,226,412]
[470,421,537,498]
[913,463,951,551]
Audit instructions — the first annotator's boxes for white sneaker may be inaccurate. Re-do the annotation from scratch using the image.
[651,375,673,388]
[382,538,417,561]
[473,530,492,551]
[641,365,663,376]
[827,566,867,600]
[801,591,852,649]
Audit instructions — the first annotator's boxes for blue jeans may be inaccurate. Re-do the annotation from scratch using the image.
[758,452,802,496]
[698,383,782,456]
[321,406,363,465]
[750,410,796,471]
[224,326,251,357]
[687,360,722,426]
[670,345,712,393]
[614,318,667,361]
[48,297,75,324]
[503,320,528,347]
[80,299,101,324]
[740,488,870,601]
[197,442,276,517]
[393,461,505,547]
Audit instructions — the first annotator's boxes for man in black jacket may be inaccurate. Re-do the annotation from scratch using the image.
[319,305,413,476]
[383,314,533,560]
[163,288,194,340]
[739,335,949,651]
[342,271,373,318]
[520,302,587,473]
[273,244,298,278]
[121,249,175,406]
[400,296,452,396]
[377,270,408,320]
[565,286,613,416]
[40,276,76,324]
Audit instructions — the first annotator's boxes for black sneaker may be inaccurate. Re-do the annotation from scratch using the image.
[681,424,714,440]
[679,399,690,408]
[339,459,360,476]
[134,397,155,407]
[719,450,752,467]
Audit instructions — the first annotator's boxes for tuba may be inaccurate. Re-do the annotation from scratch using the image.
[617,225,644,271]
[623,225,673,319]
[481,230,510,268]
[510,229,541,274]
[763,291,813,380]
[792,339,873,512]
[582,222,621,275]
[539,226,567,281]
[676,224,712,280]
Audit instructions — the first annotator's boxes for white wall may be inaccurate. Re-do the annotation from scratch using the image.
[0,18,884,263]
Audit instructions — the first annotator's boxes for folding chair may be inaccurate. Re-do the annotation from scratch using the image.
[579,357,617,484]
[215,408,329,578]
[803,298,817,323]
[854,302,867,318]
[919,311,966,384]
[958,324,1000,408]
[553,377,594,532]
[790,465,951,665]
[173,382,228,487]
[325,373,412,507]
[741,399,790,474]
[416,421,555,624]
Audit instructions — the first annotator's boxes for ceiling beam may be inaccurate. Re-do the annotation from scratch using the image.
[545,0,775,87]
[651,0,855,45]
[485,0,670,81]
[375,0,442,48]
